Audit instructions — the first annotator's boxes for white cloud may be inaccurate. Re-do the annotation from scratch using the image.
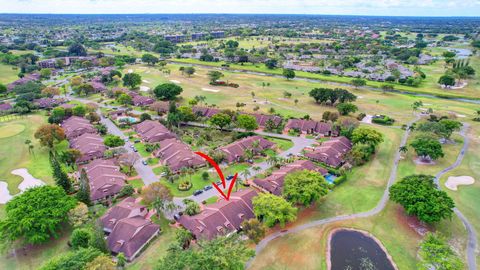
[0,0,478,16]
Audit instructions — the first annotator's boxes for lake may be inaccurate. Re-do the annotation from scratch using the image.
[329,229,396,270]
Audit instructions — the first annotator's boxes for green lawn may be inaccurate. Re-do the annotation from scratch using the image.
[0,63,19,84]
[265,137,294,151]
[133,142,151,158]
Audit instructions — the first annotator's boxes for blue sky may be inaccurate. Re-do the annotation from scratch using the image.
[1,0,479,16]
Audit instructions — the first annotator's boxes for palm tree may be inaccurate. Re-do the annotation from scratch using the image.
[399,146,408,154]
[24,140,33,155]
[267,155,279,167]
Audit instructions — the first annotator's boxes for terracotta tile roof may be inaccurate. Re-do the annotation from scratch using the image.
[82,159,126,201]
[219,136,275,163]
[132,120,176,143]
[253,160,328,195]
[179,189,258,240]
[107,216,159,261]
[304,136,352,167]
[100,197,147,232]
[62,116,96,139]
[153,138,205,172]
[70,133,106,163]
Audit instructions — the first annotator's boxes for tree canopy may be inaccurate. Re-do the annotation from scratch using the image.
[236,114,258,131]
[122,73,142,89]
[410,135,444,161]
[209,113,232,130]
[389,175,454,223]
[253,193,297,227]
[153,83,183,100]
[351,127,384,147]
[104,135,125,148]
[283,170,330,206]
[34,124,66,148]
[309,88,356,105]
[40,247,102,270]
[0,185,77,245]
[418,233,464,270]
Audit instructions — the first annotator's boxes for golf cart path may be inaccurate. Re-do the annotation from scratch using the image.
[247,117,477,270]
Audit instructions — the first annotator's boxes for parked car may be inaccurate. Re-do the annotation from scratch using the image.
[129,145,135,149]
[226,175,234,181]
[204,185,213,191]
[134,140,141,143]
[142,160,147,165]
[193,190,204,196]
[215,181,223,186]
[133,148,138,152]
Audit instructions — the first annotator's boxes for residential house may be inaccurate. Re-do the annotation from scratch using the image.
[192,106,221,118]
[153,138,205,172]
[33,97,66,109]
[240,112,282,129]
[70,133,106,163]
[62,116,97,139]
[219,136,275,163]
[178,189,257,240]
[252,160,328,196]
[0,103,12,111]
[100,197,148,233]
[129,92,155,106]
[107,216,160,261]
[7,73,41,92]
[304,136,352,167]
[133,120,176,143]
[284,119,335,136]
[81,159,127,203]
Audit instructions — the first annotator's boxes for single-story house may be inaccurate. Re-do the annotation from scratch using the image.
[252,160,328,196]
[62,116,97,139]
[219,136,276,163]
[132,120,176,143]
[81,159,127,203]
[192,106,221,118]
[100,197,148,233]
[70,133,106,163]
[304,136,352,167]
[178,189,257,240]
[33,97,67,109]
[284,119,335,136]
[153,138,205,172]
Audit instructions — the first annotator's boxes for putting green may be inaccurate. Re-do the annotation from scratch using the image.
[0,124,26,139]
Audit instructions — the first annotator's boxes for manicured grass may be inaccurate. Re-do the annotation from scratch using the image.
[128,179,145,190]
[133,142,151,158]
[265,137,294,151]
[147,157,159,165]
[127,214,177,270]
[0,63,19,84]
[204,196,219,205]
[0,114,68,196]
[152,166,164,175]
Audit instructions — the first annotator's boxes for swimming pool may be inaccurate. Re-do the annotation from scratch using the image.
[325,173,336,184]
[118,116,138,123]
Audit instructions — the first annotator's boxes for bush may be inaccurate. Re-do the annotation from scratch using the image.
[357,113,366,121]
[372,115,395,125]
[333,174,347,186]
[118,185,135,197]
[178,180,192,191]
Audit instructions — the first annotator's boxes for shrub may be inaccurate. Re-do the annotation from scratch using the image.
[178,180,192,191]
[372,115,395,125]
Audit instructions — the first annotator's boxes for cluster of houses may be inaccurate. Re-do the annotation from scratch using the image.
[284,118,337,137]
[37,56,97,69]
[219,135,275,163]
[133,120,205,172]
[7,73,41,92]
[164,31,225,43]
[304,136,353,167]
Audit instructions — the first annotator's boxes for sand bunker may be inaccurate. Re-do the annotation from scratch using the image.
[140,86,151,92]
[0,181,13,204]
[12,169,45,192]
[445,176,475,191]
[0,169,45,204]
[127,69,133,73]
[202,88,220,93]
[142,80,150,84]
[170,80,181,84]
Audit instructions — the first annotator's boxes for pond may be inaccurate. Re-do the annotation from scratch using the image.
[329,229,396,270]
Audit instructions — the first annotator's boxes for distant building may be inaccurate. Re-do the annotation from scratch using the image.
[164,34,186,43]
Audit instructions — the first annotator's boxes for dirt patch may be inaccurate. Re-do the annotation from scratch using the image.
[395,206,431,236]
[140,86,150,92]
[413,157,436,165]
[445,176,475,191]
[170,80,181,84]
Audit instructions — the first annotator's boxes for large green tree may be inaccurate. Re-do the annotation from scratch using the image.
[77,169,92,206]
[40,247,102,270]
[283,170,330,206]
[253,193,297,227]
[122,73,142,89]
[241,218,266,244]
[34,124,66,149]
[0,186,76,245]
[209,113,232,130]
[418,233,464,270]
[50,152,72,192]
[389,175,454,223]
[236,114,258,131]
[141,53,159,66]
[153,83,183,100]
[410,135,444,161]
[351,127,384,147]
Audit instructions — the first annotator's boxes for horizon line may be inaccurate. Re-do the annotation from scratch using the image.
[0,13,479,18]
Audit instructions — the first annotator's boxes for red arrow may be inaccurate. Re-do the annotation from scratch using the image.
[195,151,238,201]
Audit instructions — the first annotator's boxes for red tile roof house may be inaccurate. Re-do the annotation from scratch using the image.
[100,197,148,233]
[80,159,127,204]
[70,133,106,163]
[106,215,160,261]
[128,91,155,106]
[33,97,67,109]
[304,136,353,168]
[178,189,257,240]
[0,103,12,111]
[219,136,276,163]
[153,138,205,172]
[132,120,176,143]
[192,106,221,118]
[252,160,328,196]
[62,116,97,139]
[7,73,41,92]
[284,119,335,136]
